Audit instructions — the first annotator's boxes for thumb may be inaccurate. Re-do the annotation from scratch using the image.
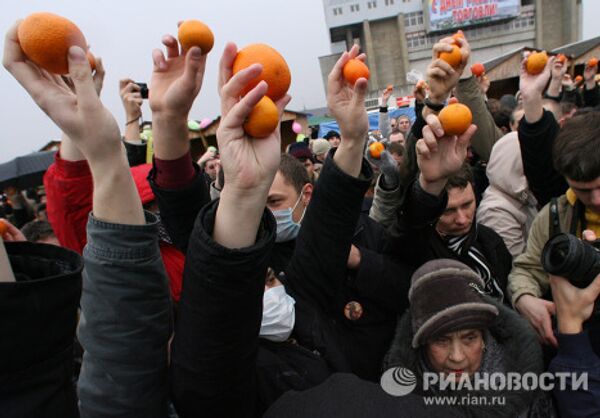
[68,46,98,109]
[351,77,368,107]
[182,46,207,90]
[544,300,556,316]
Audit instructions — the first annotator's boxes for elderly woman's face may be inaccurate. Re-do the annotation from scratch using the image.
[425,329,484,381]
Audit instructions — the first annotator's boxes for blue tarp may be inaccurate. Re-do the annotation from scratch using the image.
[318,107,415,137]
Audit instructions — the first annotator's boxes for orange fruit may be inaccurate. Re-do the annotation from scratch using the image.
[452,30,465,43]
[232,43,291,101]
[588,58,598,68]
[556,54,567,64]
[439,44,462,68]
[18,12,88,75]
[87,51,96,72]
[369,142,385,159]
[243,96,279,138]
[575,75,583,83]
[177,19,214,55]
[470,62,485,77]
[438,103,472,136]
[416,80,428,89]
[0,219,7,236]
[342,59,370,85]
[526,51,548,75]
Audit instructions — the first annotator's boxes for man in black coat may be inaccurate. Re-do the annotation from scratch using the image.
[389,163,512,303]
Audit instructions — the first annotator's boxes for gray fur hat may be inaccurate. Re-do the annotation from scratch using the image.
[409,259,499,348]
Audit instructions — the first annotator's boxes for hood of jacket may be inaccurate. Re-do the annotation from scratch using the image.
[382,297,548,417]
[485,132,536,207]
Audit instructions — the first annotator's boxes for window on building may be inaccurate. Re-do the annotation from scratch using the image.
[350,4,360,12]
[333,6,343,15]
[385,0,394,5]
[368,1,377,8]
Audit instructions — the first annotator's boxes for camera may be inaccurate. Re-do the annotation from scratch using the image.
[541,233,600,288]
[136,82,149,99]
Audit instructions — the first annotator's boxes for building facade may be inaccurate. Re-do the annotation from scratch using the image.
[318,0,582,105]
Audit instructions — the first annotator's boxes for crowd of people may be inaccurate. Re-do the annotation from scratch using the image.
[1,19,600,418]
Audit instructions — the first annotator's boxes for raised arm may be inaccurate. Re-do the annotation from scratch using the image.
[4,20,171,417]
[146,32,210,252]
[170,41,290,418]
[284,45,372,310]
[518,54,567,206]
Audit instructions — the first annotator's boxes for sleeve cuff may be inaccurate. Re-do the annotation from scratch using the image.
[554,330,600,368]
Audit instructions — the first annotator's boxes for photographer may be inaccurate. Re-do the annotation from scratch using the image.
[508,107,600,348]
[548,242,600,416]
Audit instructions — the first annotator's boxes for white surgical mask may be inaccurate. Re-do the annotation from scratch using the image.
[272,192,306,243]
[260,285,296,342]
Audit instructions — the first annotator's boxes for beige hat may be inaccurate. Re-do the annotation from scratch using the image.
[311,138,331,155]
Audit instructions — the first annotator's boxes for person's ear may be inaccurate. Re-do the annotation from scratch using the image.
[301,183,313,206]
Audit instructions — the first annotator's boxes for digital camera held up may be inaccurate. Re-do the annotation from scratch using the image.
[541,233,600,288]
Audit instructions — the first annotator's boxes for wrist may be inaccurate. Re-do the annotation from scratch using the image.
[557,316,584,334]
[418,173,447,196]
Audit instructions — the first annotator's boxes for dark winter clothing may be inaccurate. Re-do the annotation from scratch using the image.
[383,297,554,417]
[1,242,82,418]
[549,330,600,417]
[518,109,567,208]
[388,181,513,301]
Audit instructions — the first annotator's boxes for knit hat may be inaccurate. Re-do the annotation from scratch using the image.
[130,163,155,205]
[324,130,340,140]
[288,143,315,162]
[409,259,499,348]
[311,138,331,155]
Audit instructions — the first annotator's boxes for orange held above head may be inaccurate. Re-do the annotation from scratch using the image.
[18,12,88,75]
[369,142,385,159]
[243,96,280,139]
[439,44,462,68]
[343,58,370,86]
[232,43,291,102]
[438,101,473,136]
[526,51,548,75]
[178,19,214,55]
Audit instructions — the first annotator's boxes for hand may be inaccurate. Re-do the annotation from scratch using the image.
[150,31,207,160]
[197,148,217,165]
[149,33,206,118]
[119,79,143,120]
[550,274,600,335]
[217,42,290,195]
[476,75,490,95]
[584,62,598,90]
[381,87,393,106]
[562,74,575,90]
[550,59,568,83]
[327,44,369,144]
[515,294,558,347]
[347,244,361,270]
[413,83,427,103]
[519,53,554,100]
[3,22,121,162]
[427,37,470,103]
[0,219,26,242]
[416,114,477,194]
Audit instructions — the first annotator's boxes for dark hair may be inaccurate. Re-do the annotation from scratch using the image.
[492,108,511,132]
[486,98,501,115]
[445,164,474,191]
[21,220,56,243]
[279,154,310,194]
[553,112,600,182]
[324,130,340,140]
[388,142,405,156]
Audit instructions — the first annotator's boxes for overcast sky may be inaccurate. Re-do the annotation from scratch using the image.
[1,0,599,162]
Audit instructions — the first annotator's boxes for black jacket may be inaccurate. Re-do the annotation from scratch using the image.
[518,110,567,208]
[283,156,412,382]
[1,242,82,418]
[388,181,512,300]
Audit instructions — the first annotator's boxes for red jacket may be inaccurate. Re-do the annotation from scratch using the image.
[44,153,185,301]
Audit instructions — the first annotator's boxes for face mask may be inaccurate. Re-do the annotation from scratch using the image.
[260,285,296,342]
[272,191,306,243]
